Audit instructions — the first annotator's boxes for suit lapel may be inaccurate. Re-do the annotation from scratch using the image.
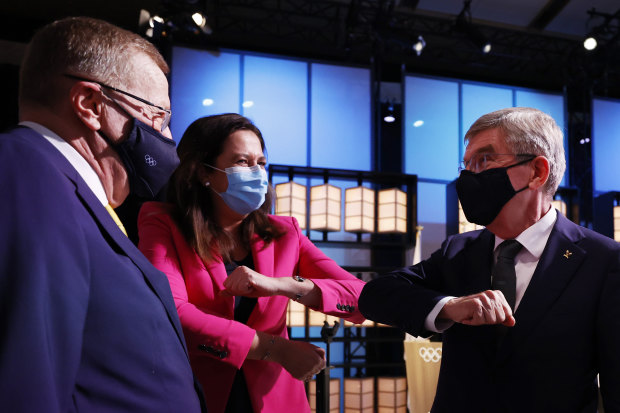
[74,172,193,356]
[21,128,191,357]
[497,214,586,362]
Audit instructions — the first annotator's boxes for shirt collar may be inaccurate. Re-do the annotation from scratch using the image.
[19,121,109,206]
[494,207,557,259]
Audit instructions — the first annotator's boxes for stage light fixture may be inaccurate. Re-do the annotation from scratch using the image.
[384,104,396,123]
[138,8,213,40]
[191,12,212,35]
[412,35,426,56]
[139,9,166,39]
[455,0,492,54]
[583,36,597,50]
[582,8,620,52]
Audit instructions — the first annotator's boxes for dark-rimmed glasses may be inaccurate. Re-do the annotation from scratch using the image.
[63,73,171,132]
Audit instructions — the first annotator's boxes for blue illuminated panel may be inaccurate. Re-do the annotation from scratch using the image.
[310,63,371,170]
[404,76,459,180]
[170,47,240,143]
[461,83,513,157]
[593,98,620,193]
[243,56,308,166]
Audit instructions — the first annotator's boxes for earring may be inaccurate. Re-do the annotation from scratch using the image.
[204,181,210,187]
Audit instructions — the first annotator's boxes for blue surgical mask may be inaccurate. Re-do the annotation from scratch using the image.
[206,164,268,215]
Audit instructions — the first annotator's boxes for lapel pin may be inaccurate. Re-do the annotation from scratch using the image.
[563,250,572,259]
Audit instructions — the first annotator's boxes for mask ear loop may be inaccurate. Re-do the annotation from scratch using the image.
[204,163,227,174]
[507,155,538,193]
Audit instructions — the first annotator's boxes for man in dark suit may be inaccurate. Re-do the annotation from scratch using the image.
[359,107,620,412]
[0,17,205,412]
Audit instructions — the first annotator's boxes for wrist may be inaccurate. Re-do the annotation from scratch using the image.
[437,298,457,321]
[292,275,305,301]
[261,335,276,360]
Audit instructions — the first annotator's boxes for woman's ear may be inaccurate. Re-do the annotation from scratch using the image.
[69,81,104,131]
[529,156,550,190]
[197,162,212,185]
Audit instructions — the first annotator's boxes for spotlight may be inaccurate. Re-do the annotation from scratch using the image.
[582,8,620,52]
[192,12,205,26]
[412,35,426,56]
[384,104,396,123]
[139,8,214,41]
[191,12,212,35]
[455,0,492,54]
[139,9,166,39]
[583,36,597,50]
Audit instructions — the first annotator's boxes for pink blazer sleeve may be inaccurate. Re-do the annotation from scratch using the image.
[137,202,256,369]
[283,216,367,324]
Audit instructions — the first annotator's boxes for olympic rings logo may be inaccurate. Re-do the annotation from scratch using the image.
[144,154,157,166]
[418,346,442,363]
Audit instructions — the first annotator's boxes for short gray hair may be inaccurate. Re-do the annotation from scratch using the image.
[464,107,566,197]
[20,16,168,108]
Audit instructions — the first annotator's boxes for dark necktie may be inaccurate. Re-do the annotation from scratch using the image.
[492,240,523,311]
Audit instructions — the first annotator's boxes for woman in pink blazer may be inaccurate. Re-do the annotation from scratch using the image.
[138,114,365,413]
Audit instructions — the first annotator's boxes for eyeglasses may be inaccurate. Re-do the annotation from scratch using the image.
[459,153,537,173]
[64,73,171,132]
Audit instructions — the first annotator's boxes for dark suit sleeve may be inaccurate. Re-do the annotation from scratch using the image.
[0,137,90,412]
[598,250,620,412]
[358,239,452,337]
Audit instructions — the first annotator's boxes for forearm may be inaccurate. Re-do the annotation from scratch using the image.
[275,276,322,308]
[247,330,280,361]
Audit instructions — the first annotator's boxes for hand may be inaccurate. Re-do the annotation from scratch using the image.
[271,338,326,381]
[221,266,278,297]
[438,290,516,327]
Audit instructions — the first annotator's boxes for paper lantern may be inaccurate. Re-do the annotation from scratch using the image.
[345,186,375,232]
[344,377,374,412]
[378,188,407,233]
[286,300,306,327]
[275,181,307,229]
[310,184,341,231]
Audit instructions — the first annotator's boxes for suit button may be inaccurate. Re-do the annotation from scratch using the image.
[198,344,208,352]
[219,351,228,359]
[336,304,342,310]
[345,305,351,311]
[350,305,356,311]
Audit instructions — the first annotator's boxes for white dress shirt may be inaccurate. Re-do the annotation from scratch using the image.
[19,121,108,206]
[425,207,558,332]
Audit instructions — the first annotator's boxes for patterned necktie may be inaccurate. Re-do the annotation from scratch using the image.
[105,204,128,237]
[491,240,522,311]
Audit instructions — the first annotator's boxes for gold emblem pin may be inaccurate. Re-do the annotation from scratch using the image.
[563,250,572,259]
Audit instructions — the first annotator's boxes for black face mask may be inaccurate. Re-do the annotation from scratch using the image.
[101,118,179,199]
[455,157,533,226]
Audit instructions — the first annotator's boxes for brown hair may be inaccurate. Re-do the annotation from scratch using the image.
[19,16,169,108]
[167,113,284,263]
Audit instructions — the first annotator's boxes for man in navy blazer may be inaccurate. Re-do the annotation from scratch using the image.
[0,17,205,412]
[359,107,620,412]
